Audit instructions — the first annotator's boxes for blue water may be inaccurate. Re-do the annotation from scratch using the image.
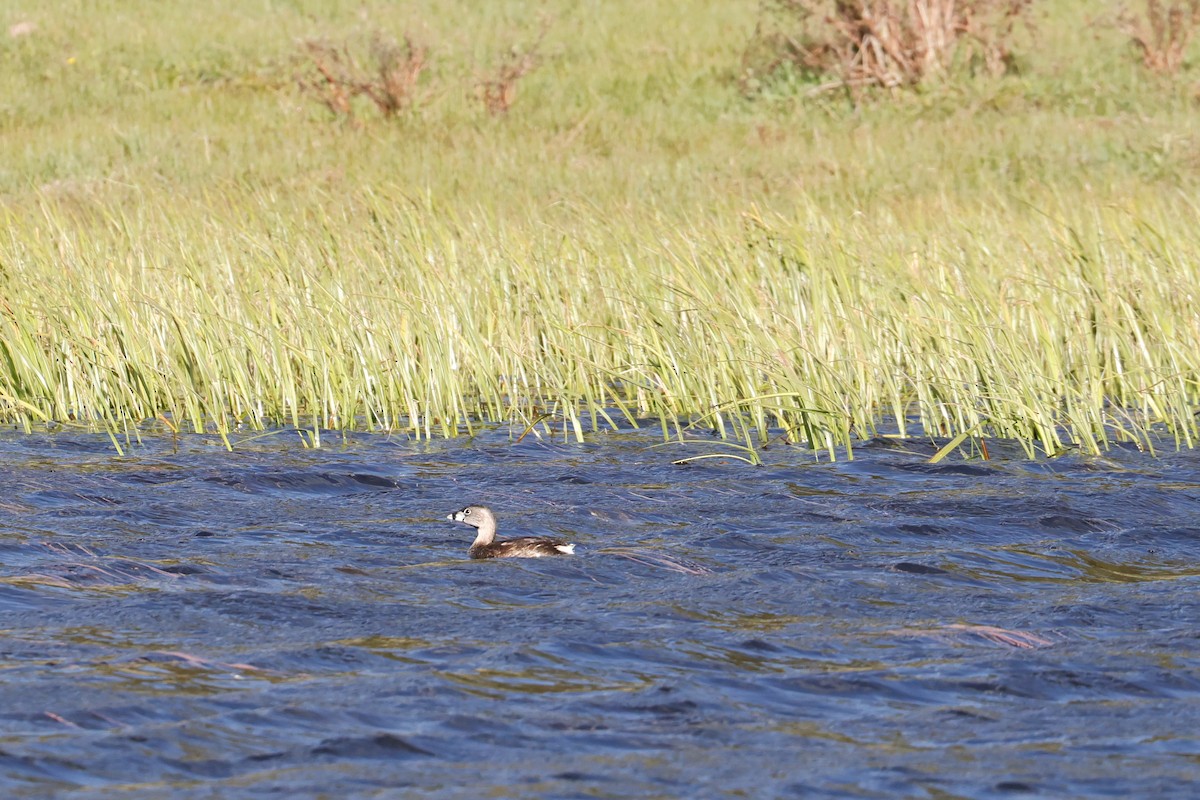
[1,428,1199,798]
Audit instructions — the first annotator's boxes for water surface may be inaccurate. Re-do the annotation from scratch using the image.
[1,428,1198,798]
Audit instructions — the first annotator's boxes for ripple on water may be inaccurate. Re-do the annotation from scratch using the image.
[0,428,1199,797]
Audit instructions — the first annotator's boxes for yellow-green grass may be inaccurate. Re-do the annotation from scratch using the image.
[2,1,1199,457]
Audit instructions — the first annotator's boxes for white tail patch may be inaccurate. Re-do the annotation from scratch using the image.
[556,543,576,555]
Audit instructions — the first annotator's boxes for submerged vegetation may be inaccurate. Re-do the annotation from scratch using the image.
[2,1,1199,458]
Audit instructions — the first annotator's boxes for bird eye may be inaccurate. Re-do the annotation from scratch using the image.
[463,508,471,515]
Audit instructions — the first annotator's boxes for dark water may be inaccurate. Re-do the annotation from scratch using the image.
[1,427,1199,798]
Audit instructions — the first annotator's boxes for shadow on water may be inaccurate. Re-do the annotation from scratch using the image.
[1,429,1199,797]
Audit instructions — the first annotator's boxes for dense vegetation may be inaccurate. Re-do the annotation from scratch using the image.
[2,0,1199,458]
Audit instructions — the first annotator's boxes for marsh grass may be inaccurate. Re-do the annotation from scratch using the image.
[2,1,1200,459]
[3,186,1199,459]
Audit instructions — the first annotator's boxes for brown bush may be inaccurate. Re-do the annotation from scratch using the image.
[744,0,1033,95]
[477,24,549,115]
[1120,0,1200,74]
[298,33,427,119]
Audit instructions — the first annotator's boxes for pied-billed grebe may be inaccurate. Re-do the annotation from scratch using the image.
[446,505,576,559]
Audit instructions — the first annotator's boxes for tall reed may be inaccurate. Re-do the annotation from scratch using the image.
[2,187,1198,458]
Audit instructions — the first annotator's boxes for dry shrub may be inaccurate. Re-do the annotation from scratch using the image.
[477,25,548,115]
[298,33,427,119]
[1120,0,1200,74]
[744,0,1033,95]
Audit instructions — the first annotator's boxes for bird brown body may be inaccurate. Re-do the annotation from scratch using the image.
[446,505,576,559]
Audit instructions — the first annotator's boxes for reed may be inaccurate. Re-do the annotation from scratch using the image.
[3,187,1198,458]
[2,0,1198,458]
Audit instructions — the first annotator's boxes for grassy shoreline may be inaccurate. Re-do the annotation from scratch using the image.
[3,2,1199,457]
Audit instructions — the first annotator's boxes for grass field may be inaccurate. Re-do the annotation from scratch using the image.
[2,1,1199,458]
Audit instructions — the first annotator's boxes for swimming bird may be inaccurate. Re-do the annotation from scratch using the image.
[446,505,576,559]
